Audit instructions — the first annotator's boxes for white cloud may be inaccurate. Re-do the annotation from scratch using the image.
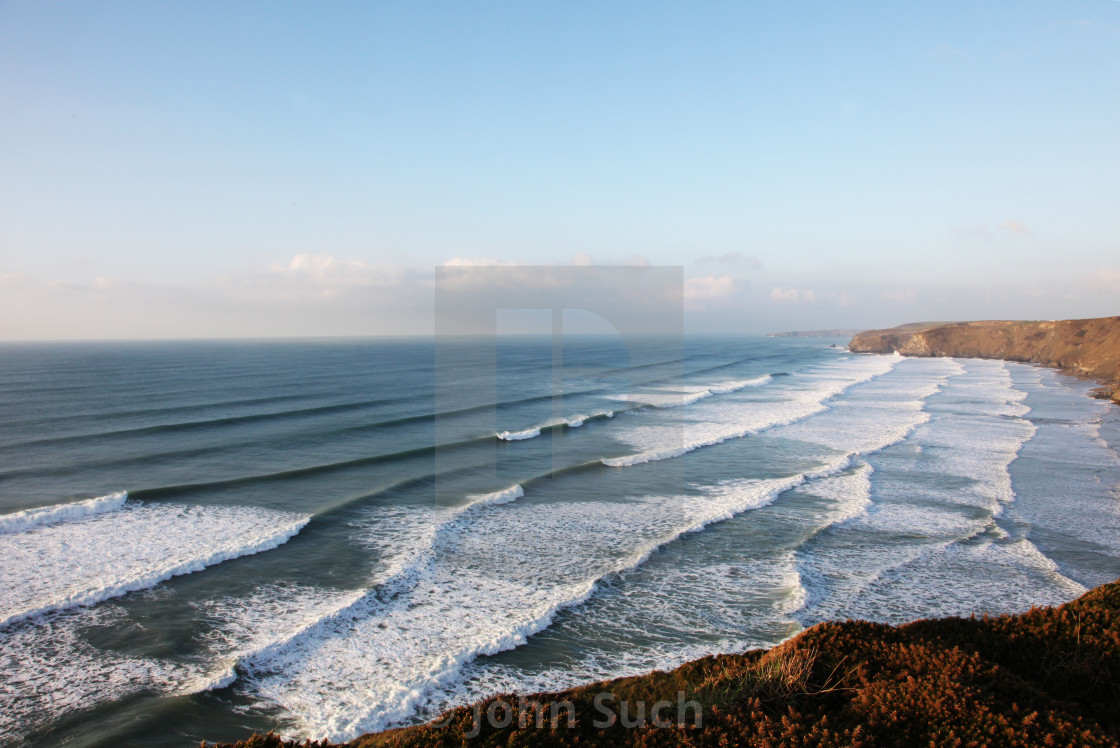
[996,220,1030,238]
[566,253,650,267]
[681,275,736,312]
[1082,267,1120,294]
[951,220,1031,241]
[696,251,763,269]
[684,275,735,300]
[272,253,354,276]
[247,253,417,300]
[770,287,816,303]
[882,289,918,303]
[272,253,411,286]
[440,257,522,268]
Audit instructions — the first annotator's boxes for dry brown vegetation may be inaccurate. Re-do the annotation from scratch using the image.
[210,578,1120,747]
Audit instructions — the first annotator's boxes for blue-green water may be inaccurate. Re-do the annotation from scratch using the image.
[1,336,1119,745]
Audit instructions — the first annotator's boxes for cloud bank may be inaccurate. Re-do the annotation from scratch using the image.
[2,254,1119,340]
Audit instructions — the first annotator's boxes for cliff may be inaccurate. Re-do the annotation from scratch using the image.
[211,579,1120,748]
[849,317,1120,403]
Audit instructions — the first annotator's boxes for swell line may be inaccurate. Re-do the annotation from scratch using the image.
[0,500,311,630]
[0,395,418,451]
[603,359,899,467]
[0,492,129,535]
[0,393,313,440]
[183,482,534,695]
[126,437,496,502]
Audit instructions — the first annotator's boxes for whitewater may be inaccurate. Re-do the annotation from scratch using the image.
[1,336,1119,746]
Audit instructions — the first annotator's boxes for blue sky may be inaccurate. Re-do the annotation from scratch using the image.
[1,1,1118,339]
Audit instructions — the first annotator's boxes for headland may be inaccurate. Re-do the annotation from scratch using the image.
[849,316,1120,403]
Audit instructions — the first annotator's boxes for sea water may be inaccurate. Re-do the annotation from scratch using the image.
[1,336,1118,745]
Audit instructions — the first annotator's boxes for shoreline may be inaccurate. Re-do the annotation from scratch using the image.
[848,316,1120,405]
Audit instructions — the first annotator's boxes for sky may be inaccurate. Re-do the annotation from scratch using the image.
[1,1,1118,339]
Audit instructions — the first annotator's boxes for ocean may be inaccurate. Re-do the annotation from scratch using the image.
[2,335,1119,746]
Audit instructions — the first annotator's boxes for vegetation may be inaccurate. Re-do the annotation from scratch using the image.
[210,579,1120,747]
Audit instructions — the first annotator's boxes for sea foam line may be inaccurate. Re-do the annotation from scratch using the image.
[607,374,772,410]
[0,504,311,630]
[256,458,870,742]
[0,491,128,535]
[179,359,913,730]
[496,410,615,441]
[0,603,208,746]
[231,358,920,731]
[185,484,532,695]
[214,357,935,738]
[793,359,1060,625]
[256,357,1068,738]
[402,363,969,729]
[603,360,897,467]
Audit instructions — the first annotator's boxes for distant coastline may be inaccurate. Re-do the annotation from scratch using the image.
[849,316,1120,404]
[766,329,861,338]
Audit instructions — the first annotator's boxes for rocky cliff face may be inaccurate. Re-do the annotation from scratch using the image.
[849,317,1120,403]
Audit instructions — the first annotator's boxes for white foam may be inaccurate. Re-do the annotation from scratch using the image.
[496,428,540,441]
[607,374,772,410]
[411,402,951,730]
[0,491,128,535]
[607,387,714,409]
[219,354,1106,740]
[13,350,1113,743]
[465,484,525,506]
[0,502,310,629]
[180,485,532,699]
[795,360,1046,626]
[496,410,615,441]
[801,462,875,526]
[773,357,963,457]
[562,410,614,428]
[835,534,1088,624]
[234,471,825,741]
[609,376,775,412]
[999,363,1120,585]
[0,604,202,745]
[604,355,901,467]
[187,583,368,695]
[708,374,772,394]
[417,555,805,722]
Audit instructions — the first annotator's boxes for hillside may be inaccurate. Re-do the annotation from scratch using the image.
[849,317,1120,403]
[211,579,1120,747]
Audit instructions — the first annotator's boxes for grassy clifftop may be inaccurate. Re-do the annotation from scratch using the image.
[849,317,1120,403]
[211,579,1120,747]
